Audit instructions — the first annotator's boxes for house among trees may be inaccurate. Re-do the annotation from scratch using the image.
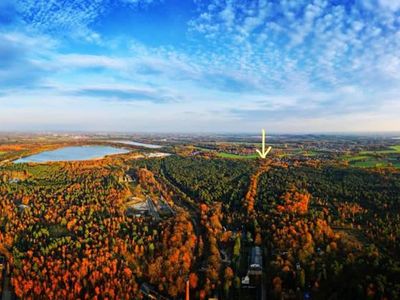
[8,178,20,184]
[140,283,169,300]
[241,246,263,288]
[248,246,263,285]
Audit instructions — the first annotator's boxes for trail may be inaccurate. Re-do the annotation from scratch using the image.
[241,161,271,300]
[244,161,270,214]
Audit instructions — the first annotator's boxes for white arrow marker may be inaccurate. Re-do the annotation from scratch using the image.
[256,129,272,159]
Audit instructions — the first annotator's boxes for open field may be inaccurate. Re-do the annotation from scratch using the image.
[351,160,389,168]
[345,158,400,168]
[211,148,323,160]
[359,145,400,155]
[217,152,259,159]
[342,145,400,169]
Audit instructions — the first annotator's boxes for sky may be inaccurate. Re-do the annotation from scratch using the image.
[0,0,400,133]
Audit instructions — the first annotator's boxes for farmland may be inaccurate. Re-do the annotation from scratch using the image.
[217,152,259,159]
[342,144,400,169]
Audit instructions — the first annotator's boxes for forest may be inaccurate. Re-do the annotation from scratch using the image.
[0,146,399,299]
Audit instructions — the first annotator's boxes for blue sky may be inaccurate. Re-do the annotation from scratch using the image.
[0,0,400,132]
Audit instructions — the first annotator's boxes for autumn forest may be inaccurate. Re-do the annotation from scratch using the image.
[0,135,400,300]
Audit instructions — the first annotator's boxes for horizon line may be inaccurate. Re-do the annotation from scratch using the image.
[0,130,400,136]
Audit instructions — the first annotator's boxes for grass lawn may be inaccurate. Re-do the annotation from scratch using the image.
[342,145,400,169]
[390,145,400,152]
[341,150,400,169]
[217,152,259,159]
[345,156,400,169]
[195,146,215,151]
[359,145,400,155]
[342,155,369,162]
[351,159,388,168]
[302,150,320,157]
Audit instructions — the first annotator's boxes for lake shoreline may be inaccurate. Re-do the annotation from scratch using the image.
[14,145,130,163]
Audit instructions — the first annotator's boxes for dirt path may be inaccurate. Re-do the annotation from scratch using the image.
[244,161,270,214]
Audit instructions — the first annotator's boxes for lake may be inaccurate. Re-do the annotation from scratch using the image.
[111,140,163,149]
[14,146,130,163]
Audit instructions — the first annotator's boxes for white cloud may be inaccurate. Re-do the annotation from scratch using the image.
[56,54,127,70]
[189,0,400,92]
[219,1,235,29]
[12,0,160,42]
[378,0,400,11]
[1,0,400,132]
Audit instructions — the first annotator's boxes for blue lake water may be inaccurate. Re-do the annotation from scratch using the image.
[14,146,130,163]
[111,140,163,149]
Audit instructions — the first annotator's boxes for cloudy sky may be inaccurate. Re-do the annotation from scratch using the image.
[0,0,400,133]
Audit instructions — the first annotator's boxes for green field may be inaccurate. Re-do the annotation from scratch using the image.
[350,160,400,168]
[342,145,400,169]
[217,152,259,159]
[195,146,215,151]
[351,160,388,168]
[392,145,400,152]
[301,150,320,157]
[342,155,369,161]
[359,145,400,155]
[345,157,400,169]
